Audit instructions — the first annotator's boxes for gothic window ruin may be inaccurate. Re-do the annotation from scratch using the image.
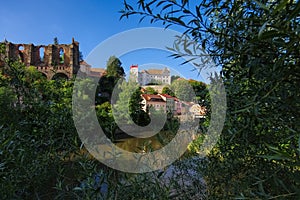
[1,39,80,80]
[39,47,45,62]
[59,48,64,64]
[18,45,24,62]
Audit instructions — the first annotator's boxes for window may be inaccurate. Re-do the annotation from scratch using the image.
[59,48,64,64]
[39,47,45,62]
[18,45,24,62]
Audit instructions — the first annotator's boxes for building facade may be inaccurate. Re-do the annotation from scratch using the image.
[141,94,166,112]
[79,60,106,78]
[130,65,171,86]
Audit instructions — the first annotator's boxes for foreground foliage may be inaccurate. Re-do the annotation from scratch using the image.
[0,44,206,199]
[0,59,79,198]
[121,0,300,199]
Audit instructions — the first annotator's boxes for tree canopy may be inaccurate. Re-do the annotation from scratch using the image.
[161,86,175,97]
[144,86,158,94]
[106,56,125,78]
[171,78,195,102]
[113,79,149,126]
[171,75,180,83]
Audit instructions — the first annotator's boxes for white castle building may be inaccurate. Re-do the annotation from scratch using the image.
[130,65,171,86]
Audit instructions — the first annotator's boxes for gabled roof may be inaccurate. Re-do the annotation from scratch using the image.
[79,60,91,67]
[189,104,207,115]
[141,94,165,102]
[140,67,170,75]
[89,68,106,77]
[90,68,106,73]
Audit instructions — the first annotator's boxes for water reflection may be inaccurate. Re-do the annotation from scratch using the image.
[115,136,163,153]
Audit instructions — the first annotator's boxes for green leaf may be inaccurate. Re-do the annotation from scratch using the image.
[146,5,152,14]
[181,0,188,7]
[73,187,83,191]
[298,136,300,153]
[254,0,270,11]
[146,0,156,7]
[157,171,164,178]
[162,3,173,11]
[274,0,288,13]
[288,1,300,20]
[258,21,269,38]
[181,57,196,65]
[169,17,186,26]
[259,30,283,40]
[196,5,201,18]
[156,1,166,8]
[183,9,190,14]
[139,15,147,23]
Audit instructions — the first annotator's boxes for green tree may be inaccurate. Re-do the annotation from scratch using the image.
[0,59,82,198]
[0,73,16,125]
[113,79,149,126]
[171,78,195,102]
[96,75,116,104]
[121,0,300,199]
[144,86,158,94]
[161,86,175,96]
[188,79,208,103]
[0,44,106,199]
[53,37,58,45]
[96,101,116,139]
[106,56,125,78]
[129,87,151,126]
[171,75,180,83]
[95,56,125,105]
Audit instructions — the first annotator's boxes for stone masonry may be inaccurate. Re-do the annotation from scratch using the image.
[0,38,80,79]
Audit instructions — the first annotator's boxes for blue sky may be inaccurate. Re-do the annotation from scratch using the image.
[0,0,215,82]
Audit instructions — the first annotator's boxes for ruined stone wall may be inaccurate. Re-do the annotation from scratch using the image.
[0,38,80,79]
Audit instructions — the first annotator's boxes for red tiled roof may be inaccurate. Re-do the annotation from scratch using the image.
[141,94,165,102]
[160,94,174,98]
[130,65,138,69]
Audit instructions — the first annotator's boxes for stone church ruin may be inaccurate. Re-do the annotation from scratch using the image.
[0,38,80,79]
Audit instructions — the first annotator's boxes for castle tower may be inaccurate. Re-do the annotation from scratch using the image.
[129,65,138,82]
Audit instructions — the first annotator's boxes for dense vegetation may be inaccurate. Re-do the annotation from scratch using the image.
[0,42,207,198]
[1,0,299,199]
[0,49,80,198]
[121,0,300,199]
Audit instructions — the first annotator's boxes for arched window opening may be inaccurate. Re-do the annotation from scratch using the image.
[59,48,64,64]
[40,72,47,79]
[52,73,68,81]
[18,46,24,51]
[39,47,45,62]
[18,45,24,62]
